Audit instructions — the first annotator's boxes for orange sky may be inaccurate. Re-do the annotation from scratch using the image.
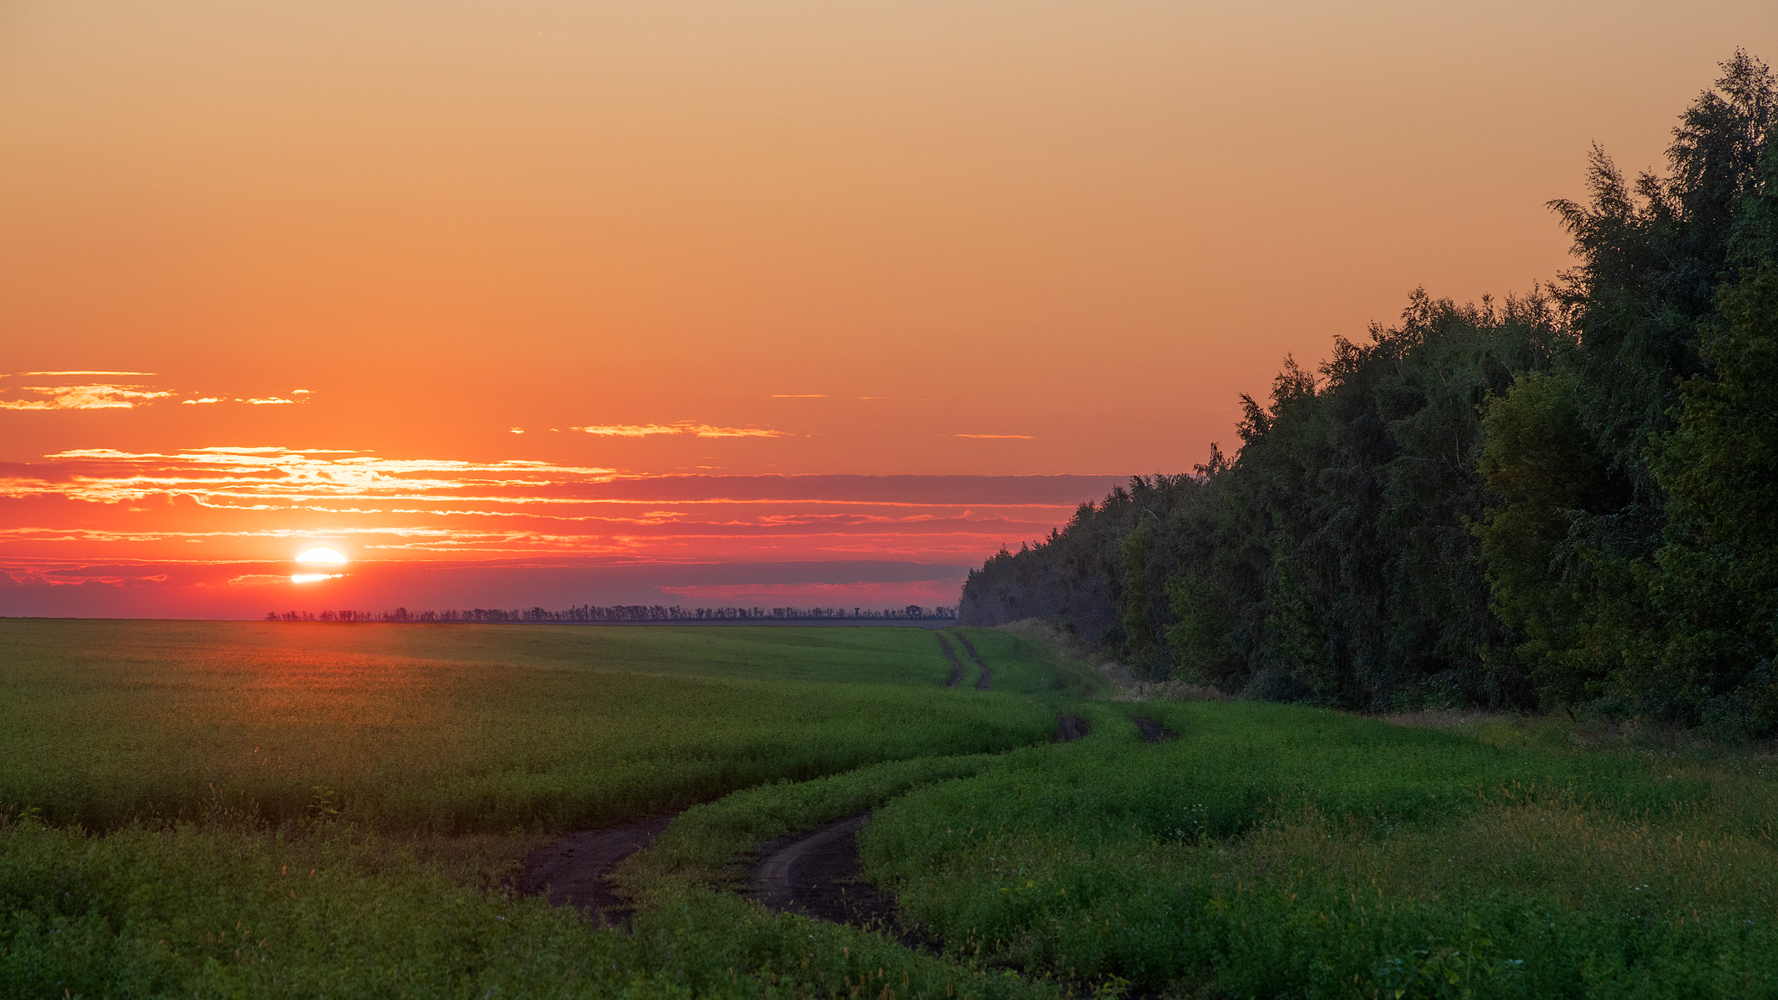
[2,1,1773,617]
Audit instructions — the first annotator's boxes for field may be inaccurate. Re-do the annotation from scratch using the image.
[3,621,1778,998]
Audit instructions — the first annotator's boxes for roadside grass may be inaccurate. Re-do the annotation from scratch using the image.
[0,754,1071,1000]
[862,701,1778,998]
[3,812,1050,1000]
[948,629,1101,697]
[618,754,1077,1000]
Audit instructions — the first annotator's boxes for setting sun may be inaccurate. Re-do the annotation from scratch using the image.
[295,547,348,566]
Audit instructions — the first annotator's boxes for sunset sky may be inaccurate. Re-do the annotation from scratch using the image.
[2,1,1772,618]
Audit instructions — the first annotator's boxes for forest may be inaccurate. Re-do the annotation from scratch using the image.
[961,52,1778,736]
[263,604,956,623]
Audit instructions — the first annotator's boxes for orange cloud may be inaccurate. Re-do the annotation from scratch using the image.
[0,442,1125,616]
[572,422,789,439]
[0,383,175,410]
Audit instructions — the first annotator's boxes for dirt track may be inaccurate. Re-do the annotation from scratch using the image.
[1054,713,1089,742]
[953,632,992,690]
[522,711,1135,936]
[519,815,674,927]
[935,633,964,688]
[1132,716,1180,743]
[749,711,1097,934]
[752,814,902,934]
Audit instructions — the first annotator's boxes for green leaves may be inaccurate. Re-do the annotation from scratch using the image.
[1643,265,1778,731]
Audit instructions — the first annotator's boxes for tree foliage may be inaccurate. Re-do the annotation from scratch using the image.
[961,52,1778,731]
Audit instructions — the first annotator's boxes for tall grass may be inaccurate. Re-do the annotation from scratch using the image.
[862,703,1778,997]
[1,811,1067,1000]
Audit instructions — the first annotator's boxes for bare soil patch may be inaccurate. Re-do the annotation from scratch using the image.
[752,815,902,935]
[1054,713,1089,742]
[519,814,675,927]
[1132,716,1180,743]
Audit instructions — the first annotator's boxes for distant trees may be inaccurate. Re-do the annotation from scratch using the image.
[261,604,958,624]
[961,52,1778,734]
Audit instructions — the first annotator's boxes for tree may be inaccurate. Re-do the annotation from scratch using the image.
[1477,52,1777,715]
[1645,264,1778,732]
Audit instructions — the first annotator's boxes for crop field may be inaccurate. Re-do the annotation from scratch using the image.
[4,620,1778,998]
[0,620,1065,831]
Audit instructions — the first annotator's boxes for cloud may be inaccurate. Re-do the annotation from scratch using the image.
[0,447,618,507]
[510,427,525,434]
[0,447,1122,618]
[0,383,175,410]
[573,424,682,437]
[950,433,1035,440]
[1,375,320,412]
[689,424,789,438]
[770,394,826,398]
[572,422,788,439]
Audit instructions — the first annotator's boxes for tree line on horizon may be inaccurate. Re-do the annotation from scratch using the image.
[960,52,1778,737]
[264,604,957,623]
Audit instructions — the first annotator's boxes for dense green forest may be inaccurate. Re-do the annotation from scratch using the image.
[961,52,1778,736]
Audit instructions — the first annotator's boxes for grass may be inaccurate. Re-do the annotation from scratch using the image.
[0,620,1056,832]
[5,814,1035,1000]
[859,702,1778,998]
[5,619,1778,998]
[0,618,970,686]
[941,629,1100,697]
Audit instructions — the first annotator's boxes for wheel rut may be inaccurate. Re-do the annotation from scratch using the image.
[1054,713,1089,742]
[935,633,965,688]
[752,814,904,936]
[519,814,676,928]
[953,632,992,690]
[1132,716,1180,743]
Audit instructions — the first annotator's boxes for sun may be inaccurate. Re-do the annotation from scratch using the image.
[295,546,348,566]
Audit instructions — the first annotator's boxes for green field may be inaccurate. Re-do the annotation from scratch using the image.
[3,620,1777,998]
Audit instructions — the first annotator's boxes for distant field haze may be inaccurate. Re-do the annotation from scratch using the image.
[0,470,1125,617]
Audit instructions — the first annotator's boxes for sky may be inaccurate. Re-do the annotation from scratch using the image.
[1,1,1774,618]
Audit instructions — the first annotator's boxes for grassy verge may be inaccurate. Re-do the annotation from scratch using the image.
[860,701,1778,998]
[947,629,1101,697]
[5,812,1016,1000]
[617,754,1076,1000]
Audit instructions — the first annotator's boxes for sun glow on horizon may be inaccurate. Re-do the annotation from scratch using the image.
[295,546,348,565]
